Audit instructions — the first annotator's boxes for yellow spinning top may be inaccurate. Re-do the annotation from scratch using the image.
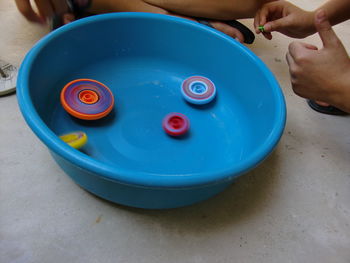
[59,131,87,149]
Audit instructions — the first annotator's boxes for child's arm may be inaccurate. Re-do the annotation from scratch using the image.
[254,0,350,40]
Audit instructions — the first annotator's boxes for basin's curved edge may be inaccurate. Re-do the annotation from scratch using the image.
[51,151,232,209]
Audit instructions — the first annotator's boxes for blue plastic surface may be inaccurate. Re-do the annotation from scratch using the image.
[17,13,286,209]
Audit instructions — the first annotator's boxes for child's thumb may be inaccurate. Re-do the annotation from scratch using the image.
[315,9,339,48]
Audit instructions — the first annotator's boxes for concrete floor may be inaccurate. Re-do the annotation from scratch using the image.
[1,0,350,262]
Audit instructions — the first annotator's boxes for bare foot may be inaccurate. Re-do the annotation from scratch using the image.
[170,13,246,42]
[209,21,244,42]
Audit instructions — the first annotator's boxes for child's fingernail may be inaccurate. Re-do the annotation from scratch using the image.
[316,10,326,22]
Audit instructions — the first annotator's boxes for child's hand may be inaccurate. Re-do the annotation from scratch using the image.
[286,10,350,112]
[15,0,69,23]
[254,0,315,40]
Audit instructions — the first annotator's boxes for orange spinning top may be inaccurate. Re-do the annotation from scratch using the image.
[60,79,114,120]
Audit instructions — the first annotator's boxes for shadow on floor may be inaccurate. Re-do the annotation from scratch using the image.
[88,148,282,234]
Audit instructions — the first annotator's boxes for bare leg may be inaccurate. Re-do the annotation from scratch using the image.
[64,0,267,42]
[88,0,168,14]
[86,0,249,42]
[142,0,275,20]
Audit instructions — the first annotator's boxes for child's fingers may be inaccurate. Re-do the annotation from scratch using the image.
[288,41,306,60]
[255,6,270,29]
[285,52,293,68]
[254,2,283,33]
[51,0,69,15]
[15,0,44,23]
[263,17,289,33]
[285,52,297,81]
[302,43,318,51]
[288,41,318,63]
[253,9,261,33]
[34,0,54,19]
[254,7,269,33]
[262,32,272,40]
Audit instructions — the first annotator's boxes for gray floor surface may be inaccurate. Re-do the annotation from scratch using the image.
[1,0,350,262]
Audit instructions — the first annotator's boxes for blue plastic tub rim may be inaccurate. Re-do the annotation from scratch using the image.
[17,12,286,188]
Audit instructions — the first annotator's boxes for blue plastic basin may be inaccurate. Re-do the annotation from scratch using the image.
[17,13,286,209]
